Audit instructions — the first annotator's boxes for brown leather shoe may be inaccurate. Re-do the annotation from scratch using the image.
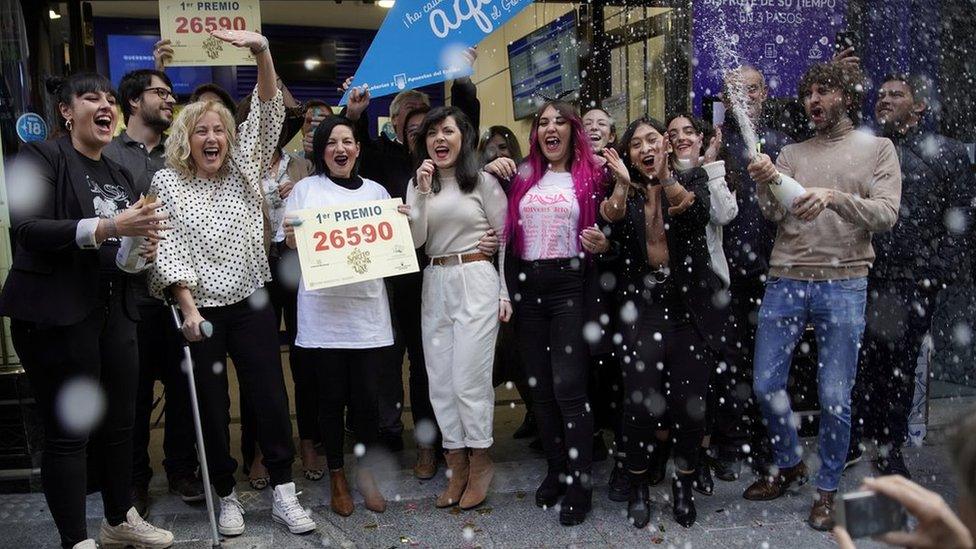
[414,447,438,480]
[357,468,387,513]
[436,449,469,508]
[459,448,494,510]
[329,469,354,517]
[742,462,808,501]
[808,489,836,531]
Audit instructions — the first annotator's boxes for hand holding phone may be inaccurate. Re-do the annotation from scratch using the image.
[835,488,908,539]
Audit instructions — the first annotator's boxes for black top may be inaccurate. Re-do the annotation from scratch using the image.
[871,124,975,285]
[0,137,140,325]
[606,167,730,353]
[103,132,167,196]
[331,174,364,190]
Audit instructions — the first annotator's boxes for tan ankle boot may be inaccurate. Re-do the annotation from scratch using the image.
[356,468,387,513]
[414,447,438,480]
[329,469,354,516]
[459,448,494,510]
[436,449,469,508]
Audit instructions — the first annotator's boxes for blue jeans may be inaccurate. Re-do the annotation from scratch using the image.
[753,277,867,491]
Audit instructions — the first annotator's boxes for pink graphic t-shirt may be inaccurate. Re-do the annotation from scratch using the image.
[518,171,580,260]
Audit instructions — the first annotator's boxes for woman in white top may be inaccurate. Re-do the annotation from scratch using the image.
[149,29,315,537]
[666,114,738,287]
[665,113,739,497]
[406,106,508,511]
[281,116,403,517]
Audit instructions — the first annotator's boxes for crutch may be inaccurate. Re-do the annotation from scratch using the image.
[165,292,221,547]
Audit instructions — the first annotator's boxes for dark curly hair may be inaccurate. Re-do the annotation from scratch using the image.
[798,62,864,123]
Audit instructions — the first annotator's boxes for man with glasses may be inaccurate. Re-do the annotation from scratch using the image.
[104,69,205,516]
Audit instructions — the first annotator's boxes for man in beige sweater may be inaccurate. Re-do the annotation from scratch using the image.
[739,62,902,531]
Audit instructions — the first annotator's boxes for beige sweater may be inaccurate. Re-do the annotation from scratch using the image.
[406,169,508,256]
[759,118,901,280]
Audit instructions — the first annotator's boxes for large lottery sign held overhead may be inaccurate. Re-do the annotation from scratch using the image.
[340,0,534,105]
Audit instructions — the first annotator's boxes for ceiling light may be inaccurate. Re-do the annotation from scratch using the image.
[49,9,61,19]
[304,58,322,71]
[378,0,395,8]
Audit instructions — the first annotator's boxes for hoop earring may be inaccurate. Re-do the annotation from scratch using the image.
[65,119,73,131]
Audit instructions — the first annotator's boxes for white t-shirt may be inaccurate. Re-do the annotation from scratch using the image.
[279,174,395,349]
[517,170,581,260]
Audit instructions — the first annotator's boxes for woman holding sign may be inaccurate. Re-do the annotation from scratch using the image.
[407,106,508,511]
[280,115,398,517]
[148,30,316,537]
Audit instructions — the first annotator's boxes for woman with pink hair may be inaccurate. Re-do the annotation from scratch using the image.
[490,101,610,526]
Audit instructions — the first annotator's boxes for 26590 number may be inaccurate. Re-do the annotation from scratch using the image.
[313,223,394,252]
[175,16,247,34]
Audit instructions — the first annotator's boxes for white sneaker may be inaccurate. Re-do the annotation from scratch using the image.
[99,507,174,548]
[218,490,246,536]
[272,481,316,534]
[72,540,97,549]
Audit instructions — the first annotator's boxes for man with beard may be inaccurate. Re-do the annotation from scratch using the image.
[104,69,204,516]
[848,73,975,478]
[709,65,792,480]
[743,62,902,531]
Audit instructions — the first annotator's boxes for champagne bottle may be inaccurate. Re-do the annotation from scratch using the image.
[768,173,807,211]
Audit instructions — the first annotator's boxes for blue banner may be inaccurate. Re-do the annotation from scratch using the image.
[339,0,534,105]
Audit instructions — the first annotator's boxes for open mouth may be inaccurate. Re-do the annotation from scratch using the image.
[641,155,655,170]
[544,135,561,153]
[433,145,450,161]
[676,141,692,153]
[203,145,221,162]
[809,105,826,123]
[334,153,349,167]
[588,132,603,143]
[94,113,113,133]
[160,107,173,118]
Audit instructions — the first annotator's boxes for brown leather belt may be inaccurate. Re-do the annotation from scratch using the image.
[430,252,491,266]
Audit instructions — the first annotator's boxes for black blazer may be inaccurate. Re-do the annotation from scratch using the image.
[0,136,139,326]
[606,167,730,353]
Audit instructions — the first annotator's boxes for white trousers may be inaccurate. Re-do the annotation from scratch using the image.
[421,260,500,449]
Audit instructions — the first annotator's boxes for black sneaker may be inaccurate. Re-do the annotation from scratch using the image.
[844,444,864,470]
[131,485,149,518]
[878,447,911,479]
[711,450,742,482]
[169,476,206,503]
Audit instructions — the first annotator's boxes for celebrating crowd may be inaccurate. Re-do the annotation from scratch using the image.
[3,28,975,549]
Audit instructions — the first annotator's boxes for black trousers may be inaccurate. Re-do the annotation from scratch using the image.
[12,286,136,548]
[191,296,294,496]
[240,247,318,473]
[381,271,439,446]
[590,352,623,443]
[850,279,935,450]
[302,346,390,469]
[621,289,710,473]
[132,302,199,488]
[515,259,594,477]
[709,275,770,462]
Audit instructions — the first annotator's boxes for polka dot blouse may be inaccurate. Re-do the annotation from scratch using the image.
[149,88,285,308]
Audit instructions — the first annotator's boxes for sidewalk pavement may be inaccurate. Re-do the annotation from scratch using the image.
[2,395,972,548]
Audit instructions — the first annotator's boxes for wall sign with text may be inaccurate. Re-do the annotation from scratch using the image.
[159,0,262,66]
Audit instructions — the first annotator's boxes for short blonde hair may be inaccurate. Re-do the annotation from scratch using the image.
[390,90,430,119]
[165,100,238,179]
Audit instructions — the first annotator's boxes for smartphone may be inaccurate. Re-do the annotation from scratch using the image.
[835,31,858,54]
[835,490,908,539]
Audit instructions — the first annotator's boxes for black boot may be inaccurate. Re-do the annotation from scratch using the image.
[672,473,697,527]
[711,445,742,481]
[535,460,567,508]
[592,433,609,462]
[608,456,631,502]
[878,446,911,479]
[626,471,651,529]
[513,411,537,439]
[694,448,714,496]
[559,472,592,526]
[648,439,671,486]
